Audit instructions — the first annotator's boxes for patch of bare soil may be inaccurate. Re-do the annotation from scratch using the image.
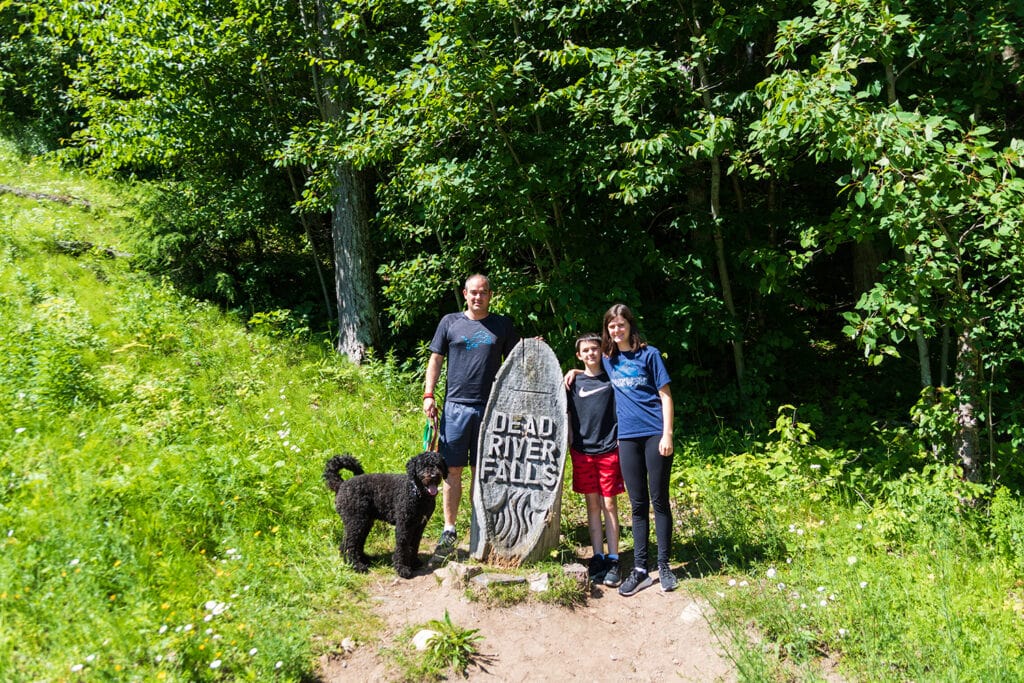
[318,561,737,682]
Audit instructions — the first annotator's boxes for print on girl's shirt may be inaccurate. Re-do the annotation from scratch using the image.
[611,357,648,391]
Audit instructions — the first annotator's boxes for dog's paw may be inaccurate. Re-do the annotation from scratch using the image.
[395,565,415,579]
[410,556,425,569]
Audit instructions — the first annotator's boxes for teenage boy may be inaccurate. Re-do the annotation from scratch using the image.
[566,332,624,586]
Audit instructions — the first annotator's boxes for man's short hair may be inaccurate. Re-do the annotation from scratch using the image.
[464,273,491,291]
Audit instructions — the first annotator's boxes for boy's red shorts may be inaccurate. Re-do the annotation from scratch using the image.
[570,448,625,497]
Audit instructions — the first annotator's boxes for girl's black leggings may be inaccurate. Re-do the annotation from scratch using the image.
[618,435,674,571]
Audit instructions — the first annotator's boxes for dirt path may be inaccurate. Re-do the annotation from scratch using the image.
[319,564,737,682]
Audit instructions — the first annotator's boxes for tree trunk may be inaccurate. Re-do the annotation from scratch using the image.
[954,329,982,482]
[851,239,880,294]
[330,162,377,363]
[693,35,745,390]
[309,0,377,364]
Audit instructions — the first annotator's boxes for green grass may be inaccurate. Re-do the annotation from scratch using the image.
[674,417,1024,682]
[0,139,428,680]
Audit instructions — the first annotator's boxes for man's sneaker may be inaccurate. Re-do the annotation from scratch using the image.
[618,568,653,597]
[588,555,607,582]
[435,529,457,554]
[659,563,678,592]
[603,559,622,587]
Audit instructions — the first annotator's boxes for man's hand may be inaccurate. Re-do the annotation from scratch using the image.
[423,396,437,419]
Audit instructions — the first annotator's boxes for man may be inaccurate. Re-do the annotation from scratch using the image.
[423,274,519,552]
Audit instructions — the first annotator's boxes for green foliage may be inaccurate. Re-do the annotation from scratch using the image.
[683,420,1021,681]
[989,487,1024,571]
[423,610,483,677]
[0,150,429,680]
[7,141,1024,680]
[676,407,847,569]
[0,0,76,149]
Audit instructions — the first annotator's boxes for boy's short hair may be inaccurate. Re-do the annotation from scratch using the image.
[574,332,602,353]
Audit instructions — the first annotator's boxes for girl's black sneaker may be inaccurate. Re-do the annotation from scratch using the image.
[618,568,653,596]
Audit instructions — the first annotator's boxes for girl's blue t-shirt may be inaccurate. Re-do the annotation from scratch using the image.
[603,345,671,439]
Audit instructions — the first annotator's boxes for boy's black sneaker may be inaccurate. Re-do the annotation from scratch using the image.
[659,563,678,592]
[588,555,607,582]
[618,568,653,597]
[603,559,622,587]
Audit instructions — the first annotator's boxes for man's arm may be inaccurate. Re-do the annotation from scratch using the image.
[423,352,444,418]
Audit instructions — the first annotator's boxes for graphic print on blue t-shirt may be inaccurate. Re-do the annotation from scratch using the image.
[609,356,647,391]
[463,329,494,350]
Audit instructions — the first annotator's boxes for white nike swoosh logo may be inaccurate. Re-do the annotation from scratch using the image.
[578,386,609,398]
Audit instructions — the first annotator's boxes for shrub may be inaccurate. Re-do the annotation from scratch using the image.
[990,486,1024,570]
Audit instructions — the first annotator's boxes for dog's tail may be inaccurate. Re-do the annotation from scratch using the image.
[323,454,364,492]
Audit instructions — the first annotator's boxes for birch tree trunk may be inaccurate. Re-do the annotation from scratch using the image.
[331,162,377,363]
[954,329,982,482]
[309,0,377,364]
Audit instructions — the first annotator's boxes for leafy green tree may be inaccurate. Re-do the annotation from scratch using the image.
[751,0,1024,477]
[0,0,76,149]
[36,0,379,361]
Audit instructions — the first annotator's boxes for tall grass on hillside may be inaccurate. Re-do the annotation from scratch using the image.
[676,409,1024,681]
[0,141,429,680]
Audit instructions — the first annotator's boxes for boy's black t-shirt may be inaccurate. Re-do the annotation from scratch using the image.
[567,372,618,454]
[429,312,519,404]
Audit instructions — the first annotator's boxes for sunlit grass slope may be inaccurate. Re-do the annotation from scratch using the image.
[0,139,426,680]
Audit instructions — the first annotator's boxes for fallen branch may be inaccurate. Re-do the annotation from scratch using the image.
[0,184,92,209]
[54,239,133,259]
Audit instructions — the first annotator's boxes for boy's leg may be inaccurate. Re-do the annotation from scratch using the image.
[585,493,604,555]
[601,495,620,556]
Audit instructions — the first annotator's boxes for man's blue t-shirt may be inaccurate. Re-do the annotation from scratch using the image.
[603,345,671,439]
[430,312,519,404]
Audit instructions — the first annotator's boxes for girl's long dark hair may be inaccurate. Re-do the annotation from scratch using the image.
[602,303,643,356]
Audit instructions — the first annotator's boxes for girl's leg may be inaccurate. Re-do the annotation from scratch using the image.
[644,435,674,566]
[618,438,650,570]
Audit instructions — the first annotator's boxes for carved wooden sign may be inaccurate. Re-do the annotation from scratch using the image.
[470,338,568,566]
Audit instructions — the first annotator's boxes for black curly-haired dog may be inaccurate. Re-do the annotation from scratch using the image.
[323,451,448,578]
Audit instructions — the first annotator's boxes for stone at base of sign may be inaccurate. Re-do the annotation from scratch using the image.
[433,561,482,590]
[470,338,568,566]
[562,562,589,594]
[528,572,549,592]
[470,573,527,589]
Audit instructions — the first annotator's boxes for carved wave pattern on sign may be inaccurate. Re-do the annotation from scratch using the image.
[486,488,541,550]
